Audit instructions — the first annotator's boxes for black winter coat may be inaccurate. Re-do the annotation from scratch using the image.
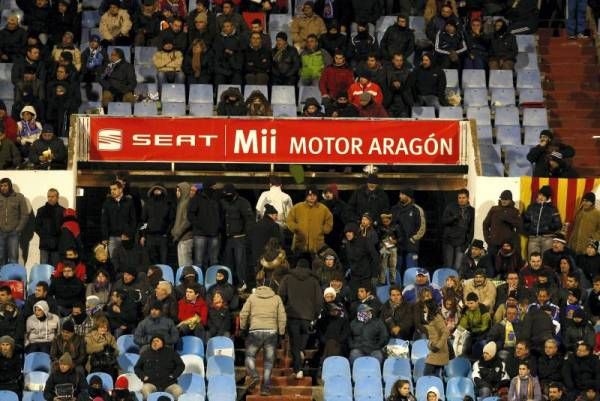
[576,254,600,282]
[187,189,221,237]
[381,25,415,60]
[348,186,390,224]
[101,195,137,240]
[220,195,254,237]
[214,33,243,75]
[341,234,379,281]
[29,137,68,169]
[111,244,151,276]
[562,353,600,392]
[464,30,490,60]
[489,32,518,61]
[380,300,415,339]
[106,296,138,331]
[392,201,426,253]
[316,302,350,343]
[518,307,555,352]
[11,56,46,85]
[349,317,389,353]
[0,27,27,62]
[472,356,507,389]
[0,352,22,393]
[442,203,475,248]
[271,45,300,80]
[0,308,24,349]
[319,33,349,59]
[527,143,576,177]
[536,353,564,384]
[407,65,447,105]
[207,307,232,337]
[279,267,323,321]
[43,368,87,401]
[35,203,65,251]
[350,0,380,24]
[49,276,85,309]
[586,289,600,316]
[142,189,174,236]
[134,346,185,391]
[249,216,283,264]
[99,60,137,96]
[244,46,271,74]
[182,48,214,82]
[523,201,562,236]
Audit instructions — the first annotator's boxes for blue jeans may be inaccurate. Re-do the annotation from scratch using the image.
[245,330,277,385]
[224,236,247,285]
[443,244,465,270]
[193,236,220,267]
[0,231,19,264]
[567,0,587,35]
[39,249,60,266]
[349,349,384,365]
[177,238,193,267]
[108,236,122,259]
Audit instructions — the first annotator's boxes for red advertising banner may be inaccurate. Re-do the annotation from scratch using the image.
[87,117,462,164]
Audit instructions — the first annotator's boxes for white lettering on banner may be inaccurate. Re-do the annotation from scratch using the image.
[233,129,276,154]
[288,137,363,155]
[367,134,453,156]
[131,134,218,147]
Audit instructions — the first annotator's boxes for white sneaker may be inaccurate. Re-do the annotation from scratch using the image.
[295,370,304,379]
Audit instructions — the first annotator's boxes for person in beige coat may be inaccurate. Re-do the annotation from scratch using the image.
[423,299,450,376]
[568,192,600,255]
[290,1,327,50]
[85,316,118,375]
[99,0,133,45]
[51,32,82,71]
[153,36,185,87]
[462,269,497,310]
[287,185,333,254]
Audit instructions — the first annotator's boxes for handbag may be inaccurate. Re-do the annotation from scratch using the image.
[452,325,471,356]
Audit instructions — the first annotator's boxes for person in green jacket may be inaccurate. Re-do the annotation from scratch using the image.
[299,34,332,86]
[460,291,492,358]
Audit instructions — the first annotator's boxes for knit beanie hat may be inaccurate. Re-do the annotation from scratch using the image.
[0,335,14,347]
[115,375,129,389]
[483,342,497,358]
[538,185,552,199]
[324,287,336,298]
[583,192,596,204]
[59,352,73,367]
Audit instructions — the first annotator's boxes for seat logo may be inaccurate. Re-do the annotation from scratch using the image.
[98,129,122,151]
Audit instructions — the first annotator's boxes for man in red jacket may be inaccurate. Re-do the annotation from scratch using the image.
[357,92,388,118]
[348,69,384,107]
[319,51,355,106]
[177,283,208,339]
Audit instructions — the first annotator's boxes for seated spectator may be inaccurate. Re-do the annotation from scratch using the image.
[402,268,442,304]
[214,20,243,85]
[216,1,248,34]
[472,342,510,398]
[158,0,187,18]
[316,287,349,360]
[488,19,517,70]
[302,97,325,117]
[543,234,576,273]
[106,289,138,337]
[496,272,529,312]
[22,0,51,45]
[291,1,327,50]
[325,92,359,117]
[133,0,162,46]
[0,102,17,143]
[433,20,466,69]
[43,352,88,401]
[460,292,492,355]
[537,339,564,391]
[134,334,184,400]
[425,4,457,42]
[319,20,348,58]
[562,343,599,400]
[488,304,520,352]
[407,53,447,110]
[348,69,383,106]
[187,12,214,47]
[0,124,20,169]
[50,320,86,373]
[207,292,233,338]
[25,300,59,353]
[182,38,213,85]
[242,19,271,50]
[111,234,150,278]
[246,90,272,116]
[564,308,595,352]
[577,240,600,283]
[143,281,178,320]
[134,301,179,349]
[504,0,538,34]
[463,269,497,310]
[520,303,556,357]
[299,34,331,86]
[271,32,300,86]
[380,286,414,339]
[15,105,42,161]
[99,48,136,107]
[11,45,46,86]
[67,298,102,338]
[28,124,67,169]
[177,283,207,338]
[464,19,489,69]
[49,0,80,43]
[586,276,600,322]
[0,15,27,63]
[49,262,85,316]
[0,335,21,396]
[523,185,562,257]
[350,284,382,317]
[357,92,388,117]
[508,362,542,401]
[387,380,416,401]
[319,51,354,106]
[85,316,118,377]
[423,299,450,376]
[99,0,133,45]
[380,15,415,62]
[51,32,81,71]
[520,252,557,289]
[244,32,271,85]
[87,375,111,401]
[359,53,387,92]
[348,304,388,364]
[349,22,378,66]
[153,36,185,87]
[81,36,108,85]
[86,269,111,307]
[383,53,412,118]
[155,17,187,52]
[216,86,246,116]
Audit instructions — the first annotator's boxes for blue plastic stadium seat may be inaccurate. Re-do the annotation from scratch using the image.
[271,85,296,105]
[464,88,488,107]
[503,145,531,167]
[108,46,131,63]
[352,356,382,382]
[376,284,390,303]
[87,372,113,391]
[24,352,51,374]
[523,108,548,127]
[354,378,383,399]
[491,88,516,108]
[81,10,100,28]
[446,377,475,401]
[432,268,459,288]
[376,15,397,34]
[416,376,445,401]
[443,69,459,90]
[207,355,235,378]
[298,85,322,105]
[178,393,206,401]
[80,82,102,102]
[161,84,186,103]
[175,266,204,285]
[0,63,11,82]
[0,391,19,401]
[439,106,462,119]
[205,265,233,290]
[324,396,352,401]
[412,106,436,119]
[189,103,214,117]
[134,102,158,116]
[244,85,269,100]
[189,84,214,104]
[134,46,157,65]
[477,126,493,144]
[482,163,505,177]
[154,264,175,283]
[324,376,353,398]
[0,263,26,281]
[181,354,205,376]
[268,14,291,33]
[162,102,186,116]
[116,335,139,354]
[506,162,533,177]
[515,52,539,70]
[462,69,486,89]
[488,70,513,89]
[206,375,236,400]
[412,358,426,382]
[117,353,139,373]
[134,64,157,83]
[444,357,472,379]
[479,144,502,164]
[322,356,351,382]
[411,340,430,364]
[495,106,520,127]
[79,101,103,114]
[178,373,206,395]
[467,106,491,126]
[24,372,49,392]
[524,126,546,145]
[148,393,174,401]
[28,264,54,291]
[206,336,235,359]
[177,335,205,357]
[273,103,297,117]
[22,392,46,401]
[382,357,411,384]
[516,69,541,89]
[518,88,544,104]
[496,126,522,146]
[0,82,14,100]
[516,35,536,52]
[108,102,132,116]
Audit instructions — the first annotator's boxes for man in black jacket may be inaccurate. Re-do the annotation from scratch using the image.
[244,32,271,85]
[442,188,475,269]
[341,222,379,293]
[29,125,68,169]
[187,182,221,267]
[407,52,447,110]
[537,339,564,392]
[392,189,426,275]
[523,185,562,257]
[43,352,88,401]
[111,233,150,276]
[460,239,494,280]
[220,183,254,289]
[99,48,136,107]
[101,180,137,258]
[348,174,390,225]
[22,282,58,319]
[214,20,243,85]
[49,263,85,316]
[10,45,46,85]
[527,130,576,178]
[279,258,322,379]
[380,16,415,61]
[382,53,412,118]
[380,286,414,339]
[562,343,600,400]
[271,32,300,86]
[141,184,174,264]
[134,334,185,400]
[250,204,283,269]
[35,188,65,265]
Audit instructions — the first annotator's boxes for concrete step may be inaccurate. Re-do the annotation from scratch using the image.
[549,118,600,129]
[248,385,314,396]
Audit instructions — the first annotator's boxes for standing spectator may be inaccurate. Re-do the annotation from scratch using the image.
[220,184,254,288]
[177,284,207,339]
[313,246,344,288]
[314,0,350,30]
[0,335,22,396]
[287,186,333,255]
[29,125,67,169]
[101,180,137,257]
[0,178,28,264]
[240,282,286,396]
[507,362,542,401]
[44,82,78,139]
[392,189,426,273]
[382,53,412,118]
[505,0,539,34]
[99,0,133,45]
[0,124,20,169]
[482,190,522,267]
[243,32,271,85]
[566,0,587,38]
[519,304,556,356]
[135,335,184,400]
[299,34,332,86]
[319,51,354,105]
[99,48,136,107]
[140,184,174,265]
[569,192,600,255]
[488,19,517,70]
[111,233,150,277]
[527,130,575,177]
[380,16,415,62]
[348,174,390,224]
[341,222,378,293]
[380,286,415,339]
[422,299,449,375]
[562,343,599,400]
[187,182,221,267]
[433,20,467,69]
[153,37,185,88]
[255,176,293,230]
[171,182,193,267]
[49,263,86,316]
[442,188,475,269]
[213,21,244,85]
[578,240,600,282]
[407,53,447,110]
[155,17,188,52]
[0,15,27,63]
[25,300,59,353]
[271,32,300,86]
[472,342,510,398]
[523,186,562,256]
[464,19,489,69]
[348,304,388,364]
[279,258,322,379]
[250,204,282,267]
[378,211,400,284]
[291,1,327,50]
[43,352,88,401]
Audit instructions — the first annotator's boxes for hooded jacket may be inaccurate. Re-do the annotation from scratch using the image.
[171,182,192,242]
[134,339,185,390]
[29,133,68,169]
[350,0,380,24]
[392,199,426,253]
[240,286,286,334]
[523,200,562,237]
[407,63,447,104]
[349,315,388,353]
[341,222,379,281]
[142,184,174,236]
[0,180,28,233]
[43,365,88,401]
[312,247,345,287]
[216,87,246,116]
[134,315,179,347]
[25,300,60,346]
[482,200,522,247]
[287,200,333,253]
[187,186,221,237]
[442,202,475,248]
[279,266,323,321]
[206,269,239,311]
[381,23,415,60]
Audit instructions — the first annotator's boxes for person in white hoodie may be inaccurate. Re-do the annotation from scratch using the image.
[425,387,442,401]
[255,175,293,230]
[24,300,60,353]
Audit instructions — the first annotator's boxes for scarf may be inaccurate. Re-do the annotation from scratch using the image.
[515,376,534,401]
[191,50,202,77]
[62,219,80,239]
[357,310,372,323]
[19,119,41,137]
[273,46,286,63]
